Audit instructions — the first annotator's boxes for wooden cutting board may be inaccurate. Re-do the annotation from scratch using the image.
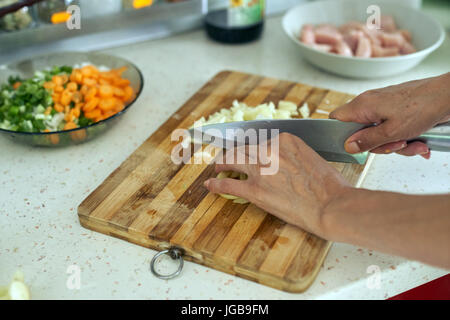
[78,71,370,293]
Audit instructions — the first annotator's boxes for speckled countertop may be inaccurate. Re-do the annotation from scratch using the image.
[1,7,449,299]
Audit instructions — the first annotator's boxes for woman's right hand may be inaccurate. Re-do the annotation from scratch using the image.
[329,72,450,159]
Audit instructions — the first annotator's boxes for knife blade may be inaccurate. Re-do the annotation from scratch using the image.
[188,119,450,165]
[188,119,369,164]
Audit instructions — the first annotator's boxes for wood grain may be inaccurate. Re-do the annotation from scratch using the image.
[78,71,368,293]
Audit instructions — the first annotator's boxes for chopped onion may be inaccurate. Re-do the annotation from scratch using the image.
[192,100,306,204]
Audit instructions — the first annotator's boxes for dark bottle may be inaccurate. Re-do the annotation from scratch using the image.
[205,0,265,44]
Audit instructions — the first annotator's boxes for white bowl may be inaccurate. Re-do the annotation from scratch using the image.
[282,0,445,78]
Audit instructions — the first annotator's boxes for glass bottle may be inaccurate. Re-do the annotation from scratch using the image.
[204,0,265,44]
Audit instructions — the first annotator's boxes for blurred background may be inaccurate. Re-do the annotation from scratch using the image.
[0,0,444,64]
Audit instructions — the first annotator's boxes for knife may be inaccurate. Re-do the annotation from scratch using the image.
[188,119,450,164]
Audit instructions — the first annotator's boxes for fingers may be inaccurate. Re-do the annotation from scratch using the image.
[395,141,430,158]
[370,141,407,154]
[370,141,430,158]
[329,93,378,124]
[329,101,360,123]
[344,122,396,153]
[204,177,250,199]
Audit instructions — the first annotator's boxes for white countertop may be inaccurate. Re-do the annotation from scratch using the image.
[1,8,449,300]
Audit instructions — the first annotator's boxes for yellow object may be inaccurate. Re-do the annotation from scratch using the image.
[133,0,153,9]
[51,12,71,24]
[230,0,243,7]
[0,271,30,300]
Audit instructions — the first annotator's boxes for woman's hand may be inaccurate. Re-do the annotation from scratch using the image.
[329,72,450,159]
[204,132,352,239]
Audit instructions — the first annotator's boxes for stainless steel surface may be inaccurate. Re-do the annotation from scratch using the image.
[189,119,370,164]
[150,248,184,280]
[190,119,450,165]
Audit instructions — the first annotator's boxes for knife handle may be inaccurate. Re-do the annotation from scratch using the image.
[409,121,450,152]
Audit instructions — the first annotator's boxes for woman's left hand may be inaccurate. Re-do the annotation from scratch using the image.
[204,132,352,238]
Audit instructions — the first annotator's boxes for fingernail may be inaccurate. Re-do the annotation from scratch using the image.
[385,149,391,154]
[345,141,361,154]
[420,149,430,155]
[204,180,210,188]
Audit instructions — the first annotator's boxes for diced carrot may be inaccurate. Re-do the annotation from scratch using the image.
[113,78,131,87]
[54,103,64,113]
[72,107,81,118]
[82,77,97,87]
[64,112,74,123]
[75,102,84,110]
[60,74,69,84]
[94,115,105,122]
[52,75,63,86]
[99,85,114,98]
[66,82,78,92]
[72,91,82,104]
[113,66,127,76]
[54,85,64,93]
[84,109,102,119]
[84,87,98,101]
[52,93,61,103]
[83,97,99,112]
[64,105,71,115]
[60,90,73,106]
[81,66,92,77]
[103,110,116,118]
[80,85,89,95]
[43,82,55,90]
[98,78,111,85]
[69,69,79,82]
[100,71,115,80]
[114,100,125,113]
[44,106,52,115]
[74,70,83,84]
[98,97,116,111]
[113,87,125,97]
[123,86,134,102]
[63,122,77,130]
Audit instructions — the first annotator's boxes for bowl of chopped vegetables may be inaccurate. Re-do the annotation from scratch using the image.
[0,51,143,147]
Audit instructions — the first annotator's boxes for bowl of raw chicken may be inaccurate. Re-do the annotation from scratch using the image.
[282,0,445,78]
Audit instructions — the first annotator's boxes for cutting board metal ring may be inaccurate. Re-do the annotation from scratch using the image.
[150,247,184,280]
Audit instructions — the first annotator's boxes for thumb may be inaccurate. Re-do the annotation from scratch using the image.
[344,122,394,153]
[204,178,249,199]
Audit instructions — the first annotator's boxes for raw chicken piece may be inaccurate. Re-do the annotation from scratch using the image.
[300,24,315,44]
[400,41,416,54]
[298,16,415,58]
[339,21,381,46]
[339,21,365,34]
[314,25,342,46]
[342,29,363,53]
[380,15,397,32]
[399,29,412,42]
[372,45,400,57]
[334,40,353,56]
[379,31,405,48]
[362,25,382,46]
[355,36,372,58]
[308,43,333,53]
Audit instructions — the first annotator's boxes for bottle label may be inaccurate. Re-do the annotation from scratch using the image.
[228,0,265,27]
